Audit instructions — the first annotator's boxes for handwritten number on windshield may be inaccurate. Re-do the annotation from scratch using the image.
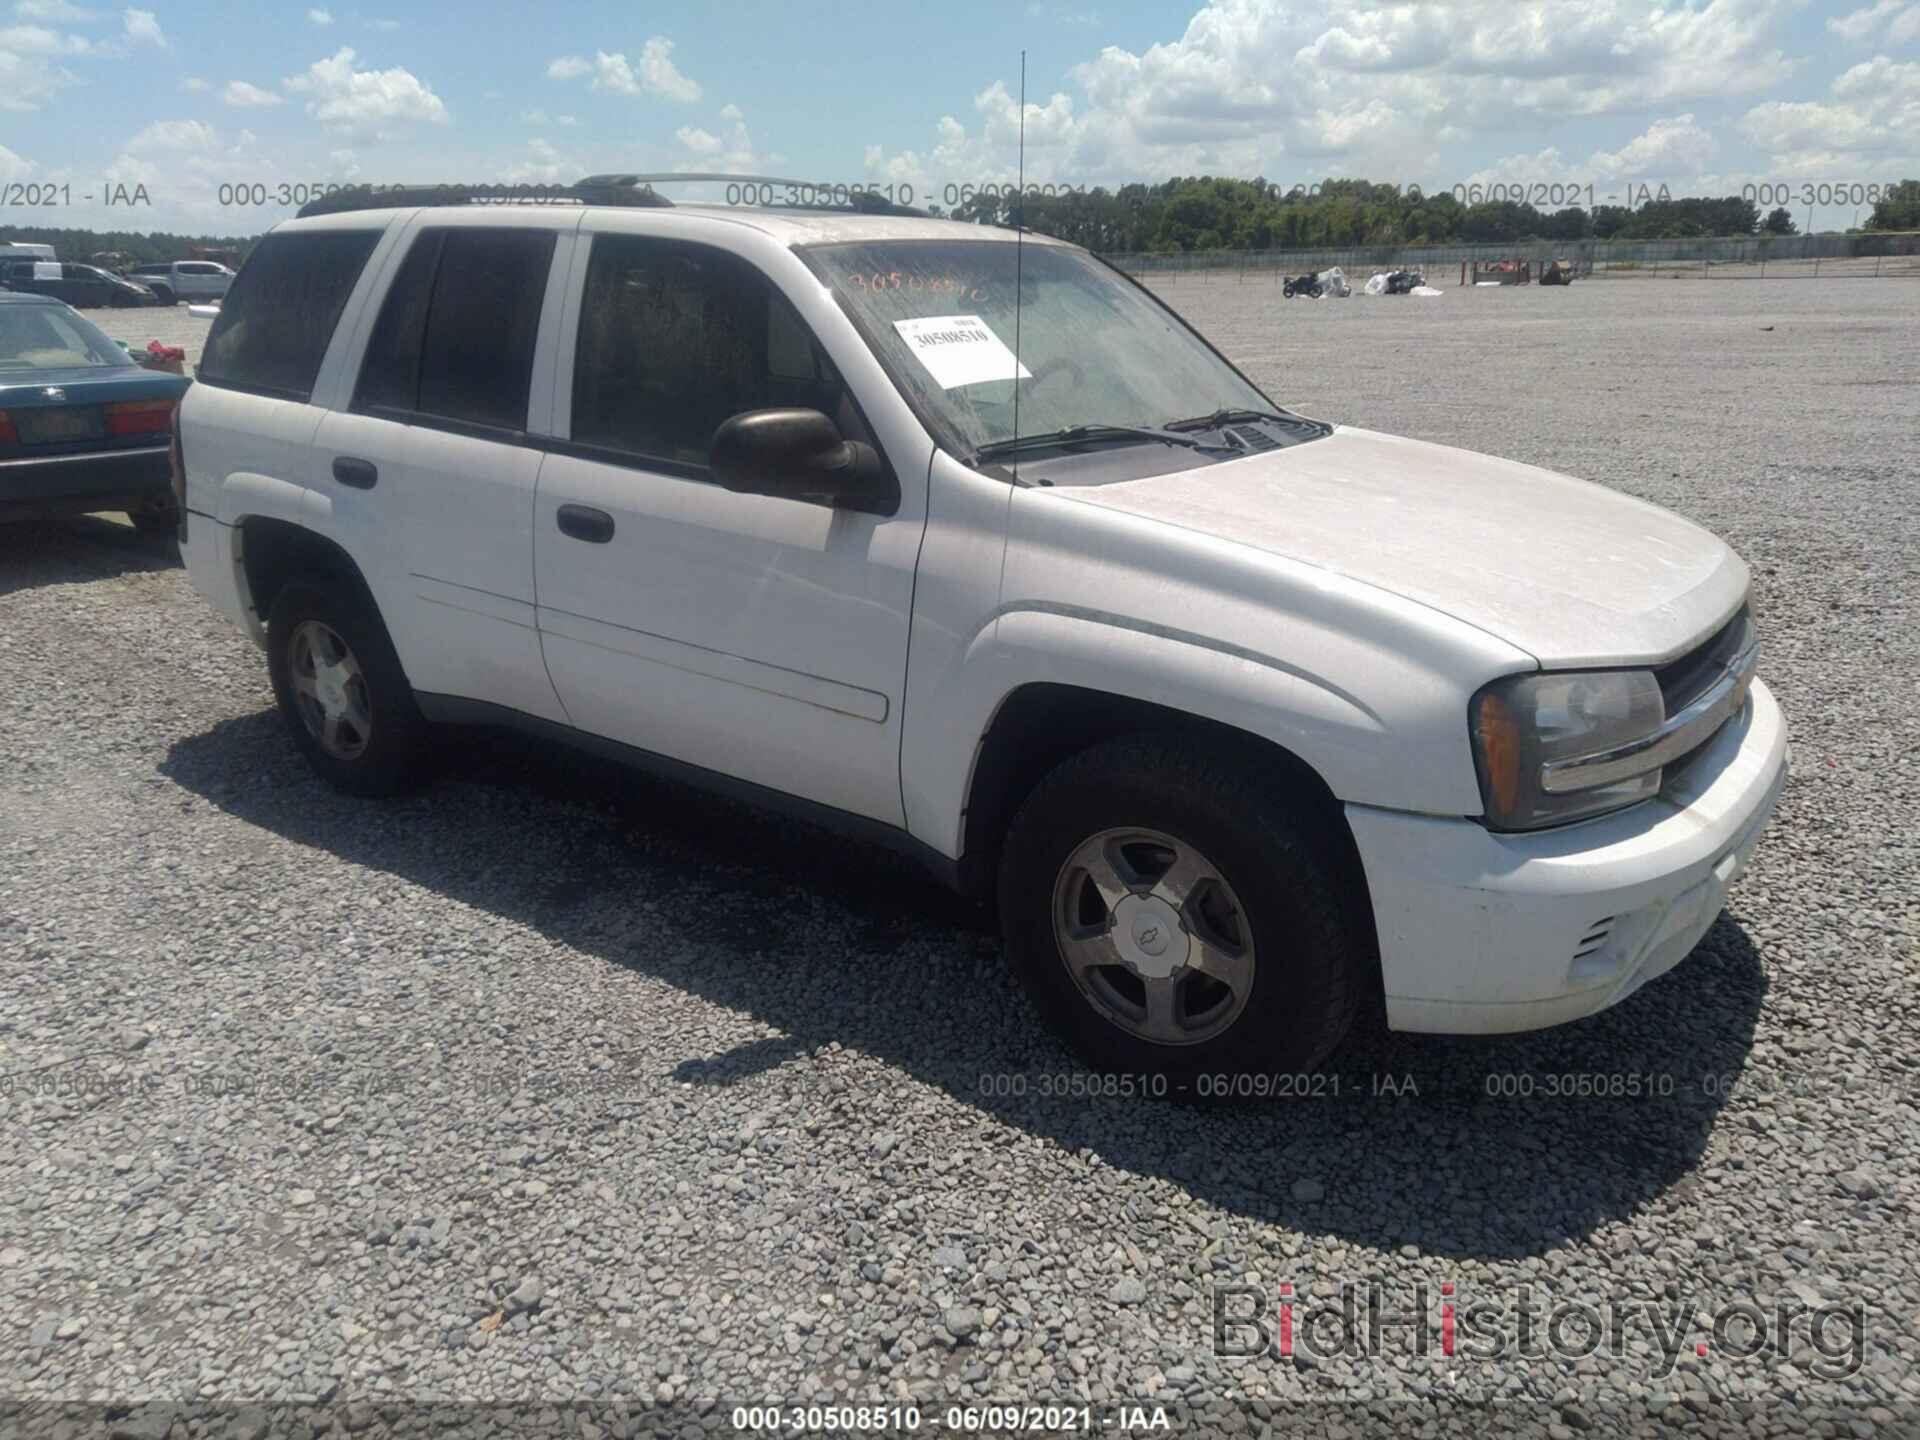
[848,272,987,302]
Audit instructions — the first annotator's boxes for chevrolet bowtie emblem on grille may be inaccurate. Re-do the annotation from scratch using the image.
[42,387,65,401]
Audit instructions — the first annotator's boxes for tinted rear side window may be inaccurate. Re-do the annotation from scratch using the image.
[198,230,379,400]
[417,229,554,431]
[350,227,553,433]
[352,230,443,416]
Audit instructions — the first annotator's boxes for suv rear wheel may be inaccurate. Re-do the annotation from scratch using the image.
[266,577,427,796]
[998,735,1370,1082]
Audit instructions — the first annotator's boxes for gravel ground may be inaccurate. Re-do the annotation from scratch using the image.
[2,279,1916,1437]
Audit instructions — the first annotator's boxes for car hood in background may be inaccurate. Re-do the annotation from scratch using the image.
[1058,424,1748,669]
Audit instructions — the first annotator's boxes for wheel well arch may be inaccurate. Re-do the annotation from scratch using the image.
[235,516,374,630]
[958,682,1365,902]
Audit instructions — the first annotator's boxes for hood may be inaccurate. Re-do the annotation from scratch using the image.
[1060,425,1748,668]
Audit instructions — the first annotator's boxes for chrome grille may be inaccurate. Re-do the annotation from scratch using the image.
[1656,606,1752,716]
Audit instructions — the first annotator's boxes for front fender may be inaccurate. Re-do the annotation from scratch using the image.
[901,482,1536,858]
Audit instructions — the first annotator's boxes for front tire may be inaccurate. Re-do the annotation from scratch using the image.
[149,285,175,306]
[266,577,428,796]
[998,735,1371,1081]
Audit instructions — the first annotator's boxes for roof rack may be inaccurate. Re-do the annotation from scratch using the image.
[295,172,928,221]
[295,178,671,219]
[578,173,928,217]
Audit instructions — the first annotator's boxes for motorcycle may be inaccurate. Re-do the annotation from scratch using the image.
[1281,272,1324,299]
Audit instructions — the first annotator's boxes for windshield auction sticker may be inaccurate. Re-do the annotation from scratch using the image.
[891,314,1032,390]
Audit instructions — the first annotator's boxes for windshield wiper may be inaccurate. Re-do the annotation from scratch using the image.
[973,423,1237,465]
[1163,406,1321,433]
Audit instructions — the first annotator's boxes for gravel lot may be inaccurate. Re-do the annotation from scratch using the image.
[2,279,1915,1437]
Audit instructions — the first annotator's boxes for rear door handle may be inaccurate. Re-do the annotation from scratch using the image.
[556,504,615,544]
[332,456,378,490]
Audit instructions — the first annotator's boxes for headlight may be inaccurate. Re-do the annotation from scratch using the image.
[1470,669,1665,830]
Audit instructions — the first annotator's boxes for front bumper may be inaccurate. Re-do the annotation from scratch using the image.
[0,444,171,521]
[1347,678,1789,1034]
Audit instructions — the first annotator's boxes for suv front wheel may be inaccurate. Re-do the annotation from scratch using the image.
[998,735,1371,1083]
[266,577,427,796]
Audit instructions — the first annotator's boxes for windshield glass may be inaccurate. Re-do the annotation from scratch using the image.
[802,239,1273,462]
[0,304,129,370]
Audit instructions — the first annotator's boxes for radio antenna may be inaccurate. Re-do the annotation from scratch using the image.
[1010,49,1026,485]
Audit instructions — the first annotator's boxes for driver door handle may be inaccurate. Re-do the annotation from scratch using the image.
[556,504,615,544]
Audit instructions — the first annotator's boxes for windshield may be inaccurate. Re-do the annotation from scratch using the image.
[0,303,130,370]
[802,239,1274,463]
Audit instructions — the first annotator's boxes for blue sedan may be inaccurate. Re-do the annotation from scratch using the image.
[0,291,191,533]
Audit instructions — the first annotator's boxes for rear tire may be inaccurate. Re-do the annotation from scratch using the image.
[266,577,428,797]
[997,734,1370,1083]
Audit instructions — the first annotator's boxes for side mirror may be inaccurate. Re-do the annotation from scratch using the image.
[709,408,898,515]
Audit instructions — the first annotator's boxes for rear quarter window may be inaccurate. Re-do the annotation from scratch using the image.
[198,230,381,401]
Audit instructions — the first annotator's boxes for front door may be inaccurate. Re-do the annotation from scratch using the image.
[532,231,923,825]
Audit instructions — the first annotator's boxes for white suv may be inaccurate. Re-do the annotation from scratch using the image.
[175,179,1788,1077]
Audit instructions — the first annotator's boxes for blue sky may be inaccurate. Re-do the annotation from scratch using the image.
[3,0,1917,235]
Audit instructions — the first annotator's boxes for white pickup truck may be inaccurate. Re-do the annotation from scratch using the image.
[173,181,1788,1078]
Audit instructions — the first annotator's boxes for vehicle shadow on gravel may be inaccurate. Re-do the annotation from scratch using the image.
[0,514,178,595]
[163,712,1767,1261]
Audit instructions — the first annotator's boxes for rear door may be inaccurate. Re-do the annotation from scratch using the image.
[324,215,570,722]
[532,226,924,824]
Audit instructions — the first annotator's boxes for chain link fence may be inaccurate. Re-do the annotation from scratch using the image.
[1101,231,1920,283]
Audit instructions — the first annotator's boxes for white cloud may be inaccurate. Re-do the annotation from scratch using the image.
[307,6,332,22]
[180,75,207,90]
[1587,113,1718,178]
[329,146,359,177]
[862,0,1804,189]
[0,21,92,52]
[1827,0,1920,43]
[0,46,78,108]
[1739,55,1920,162]
[125,118,219,153]
[0,141,34,179]
[14,0,96,17]
[96,120,275,228]
[520,107,574,126]
[547,37,701,101]
[503,137,583,184]
[284,46,448,136]
[1463,115,1719,200]
[368,17,398,29]
[668,106,773,173]
[121,5,163,46]
[223,79,283,107]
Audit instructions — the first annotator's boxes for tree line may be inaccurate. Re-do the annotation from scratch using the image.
[946,177,1920,253]
[7,178,1918,264]
[0,224,257,267]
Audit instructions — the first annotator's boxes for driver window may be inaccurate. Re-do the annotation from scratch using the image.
[571,234,865,473]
